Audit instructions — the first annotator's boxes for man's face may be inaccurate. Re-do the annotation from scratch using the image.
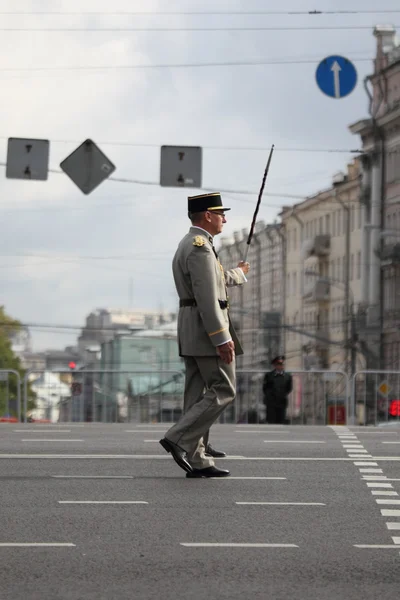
[274,361,284,372]
[207,210,226,235]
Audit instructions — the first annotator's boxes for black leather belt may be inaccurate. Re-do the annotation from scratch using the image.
[179,299,229,309]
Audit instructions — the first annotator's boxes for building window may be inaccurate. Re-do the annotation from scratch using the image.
[325,214,331,233]
[350,254,354,280]
[332,212,336,237]
[351,206,355,232]
[293,272,297,295]
[357,251,361,280]
[358,205,362,229]
[319,216,323,234]
[293,229,297,250]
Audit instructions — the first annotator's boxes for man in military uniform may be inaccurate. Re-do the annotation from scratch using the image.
[159,192,249,478]
[262,356,293,424]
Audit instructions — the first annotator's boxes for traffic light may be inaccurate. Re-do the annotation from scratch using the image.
[69,361,76,370]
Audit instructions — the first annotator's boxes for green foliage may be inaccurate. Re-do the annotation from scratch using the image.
[0,306,36,418]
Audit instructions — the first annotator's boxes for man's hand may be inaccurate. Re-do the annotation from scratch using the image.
[216,340,235,364]
[237,261,250,275]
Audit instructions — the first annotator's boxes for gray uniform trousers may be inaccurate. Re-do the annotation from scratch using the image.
[164,355,236,469]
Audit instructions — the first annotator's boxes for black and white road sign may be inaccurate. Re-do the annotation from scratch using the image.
[6,137,50,180]
[60,139,116,195]
[160,145,202,188]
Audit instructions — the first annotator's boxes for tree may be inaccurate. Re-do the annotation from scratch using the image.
[0,306,35,419]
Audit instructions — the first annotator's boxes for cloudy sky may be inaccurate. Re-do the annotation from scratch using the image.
[0,0,399,350]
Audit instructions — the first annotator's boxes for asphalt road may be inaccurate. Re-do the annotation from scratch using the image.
[1,422,400,600]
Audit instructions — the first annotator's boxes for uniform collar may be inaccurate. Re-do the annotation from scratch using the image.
[190,226,213,244]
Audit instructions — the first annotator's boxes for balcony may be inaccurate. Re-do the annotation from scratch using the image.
[303,279,330,303]
[302,235,331,259]
[379,242,400,266]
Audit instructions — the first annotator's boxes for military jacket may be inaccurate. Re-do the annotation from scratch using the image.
[173,227,246,357]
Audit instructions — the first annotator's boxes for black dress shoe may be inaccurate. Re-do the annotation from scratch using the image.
[159,438,193,473]
[205,443,227,458]
[186,466,230,478]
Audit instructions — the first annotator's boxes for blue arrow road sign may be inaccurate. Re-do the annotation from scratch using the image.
[315,55,357,99]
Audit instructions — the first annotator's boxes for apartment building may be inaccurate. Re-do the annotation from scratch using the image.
[217,221,285,372]
[349,25,400,370]
[281,159,363,372]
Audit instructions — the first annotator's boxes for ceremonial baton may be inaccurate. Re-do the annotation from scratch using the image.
[243,144,275,263]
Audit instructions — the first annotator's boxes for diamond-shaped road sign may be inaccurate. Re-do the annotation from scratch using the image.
[60,139,116,195]
[6,137,50,180]
[160,145,202,188]
[378,381,391,397]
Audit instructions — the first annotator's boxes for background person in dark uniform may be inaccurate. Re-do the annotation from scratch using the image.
[262,356,292,424]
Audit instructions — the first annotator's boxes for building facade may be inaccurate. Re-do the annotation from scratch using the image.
[281,159,363,373]
[349,25,400,371]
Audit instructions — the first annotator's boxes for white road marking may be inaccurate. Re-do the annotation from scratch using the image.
[362,476,388,480]
[371,491,398,496]
[58,501,148,504]
[21,439,84,443]
[343,445,364,448]
[14,430,72,433]
[180,543,299,548]
[236,502,325,506]
[235,431,288,434]
[52,476,134,479]
[354,544,400,549]
[376,499,400,504]
[381,509,400,516]
[263,440,326,444]
[386,523,400,530]
[346,449,368,453]
[125,430,166,433]
[392,537,400,544]
[0,543,75,547]
[382,442,400,444]
[1,454,400,461]
[349,455,373,459]
[367,483,394,488]
[211,477,287,480]
[359,469,383,473]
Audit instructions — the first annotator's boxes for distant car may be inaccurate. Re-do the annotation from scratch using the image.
[0,415,18,423]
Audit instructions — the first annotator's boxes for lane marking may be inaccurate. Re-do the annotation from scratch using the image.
[210,477,287,480]
[371,491,399,496]
[343,445,364,448]
[362,476,388,480]
[20,439,84,443]
[0,543,75,547]
[392,537,400,544]
[14,430,72,433]
[58,501,148,504]
[386,523,400,530]
[2,454,400,461]
[381,509,400,516]
[263,440,326,444]
[354,544,400,549]
[366,483,394,488]
[359,469,383,473]
[375,499,400,504]
[125,430,166,433]
[382,442,400,444]
[354,462,379,466]
[349,455,373,459]
[346,448,368,453]
[235,502,325,506]
[52,476,134,479]
[235,431,288,434]
[180,543,299,548]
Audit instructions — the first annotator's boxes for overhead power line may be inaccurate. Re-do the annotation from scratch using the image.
[1,10,400,16]
[0,57,373,73]
[1,25,399,32]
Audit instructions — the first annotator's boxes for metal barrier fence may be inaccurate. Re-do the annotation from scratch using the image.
[0,369,22,423]
[233,369,349,425]
[22,369,184,424]
[352,370,400,426]
[18,368,349,425]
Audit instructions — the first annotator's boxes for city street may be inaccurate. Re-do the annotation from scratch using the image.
[1,423,400,599]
